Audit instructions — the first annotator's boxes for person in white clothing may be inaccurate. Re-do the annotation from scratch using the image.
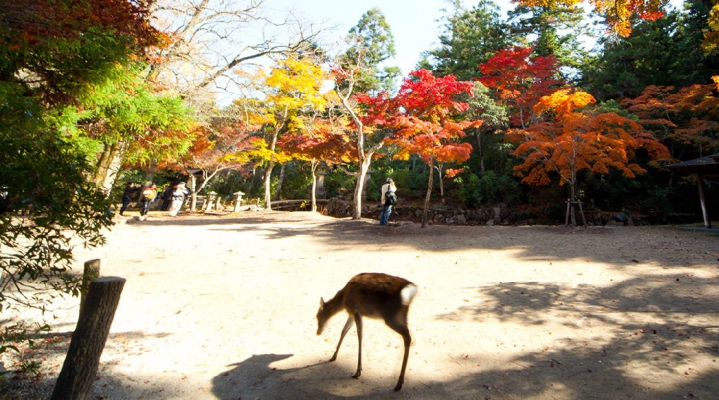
[380,178,397,225]
[168,182,191,217]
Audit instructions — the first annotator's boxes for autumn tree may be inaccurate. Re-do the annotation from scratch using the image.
[512,89,670,225]
[705,0,719,55]
[479,46,565,129]
[329,10,402,220]
[621,83,719,159]
[162,114,261,210]
[241,56,327,209]
[277,102,354,211]
[89,0,322,193]
[78,69,196,191]
[0,0,164,352]
[359,69,481,227]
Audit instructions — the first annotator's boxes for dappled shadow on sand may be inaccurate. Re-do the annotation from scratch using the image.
[208,344,718,399]
[207,276,719,399]
[430,275,719,399]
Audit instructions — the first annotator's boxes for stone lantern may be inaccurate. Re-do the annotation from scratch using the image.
[205,191,217,212]
[233,191,245,212]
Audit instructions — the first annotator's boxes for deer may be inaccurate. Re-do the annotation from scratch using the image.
[316,272,418,391]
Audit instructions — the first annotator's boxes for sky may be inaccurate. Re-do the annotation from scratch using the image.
[266,0,515,77]
[266,0,685,78]
[213,0,685,105]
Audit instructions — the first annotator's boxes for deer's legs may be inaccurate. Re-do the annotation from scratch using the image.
[385,310,412,391]
[331,316,354,362]
[353,313,363,378]
[394,331,411,391]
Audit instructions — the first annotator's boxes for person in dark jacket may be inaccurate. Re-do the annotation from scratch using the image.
[119,182,138,216]
[160,184,174,211]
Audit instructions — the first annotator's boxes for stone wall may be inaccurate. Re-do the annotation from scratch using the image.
[324,197,684,226]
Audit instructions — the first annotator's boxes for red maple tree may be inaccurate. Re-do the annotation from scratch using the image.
[359,69,481,227]
[478,46,565,129]
[278,116,354,211]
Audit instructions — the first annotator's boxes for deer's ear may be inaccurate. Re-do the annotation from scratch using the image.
[319,298,325,308]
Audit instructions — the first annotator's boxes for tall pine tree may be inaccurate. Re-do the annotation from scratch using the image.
[422,0,513,80]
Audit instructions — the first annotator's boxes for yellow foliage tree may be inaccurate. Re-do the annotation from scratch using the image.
[236,56,327,208]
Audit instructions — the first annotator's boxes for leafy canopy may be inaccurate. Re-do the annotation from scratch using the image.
[515,0,664,37]
[512,89,670,192]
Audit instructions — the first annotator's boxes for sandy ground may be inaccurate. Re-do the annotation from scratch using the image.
[2,210,719,400]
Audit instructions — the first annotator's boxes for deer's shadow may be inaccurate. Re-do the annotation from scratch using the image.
[211,353,421,399]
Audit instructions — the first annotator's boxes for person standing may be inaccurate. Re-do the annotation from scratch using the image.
[380,178,397,225]
[168,182,191,217]
[139,183,157,217]
[159,184,174,211]
[119,182,137,216]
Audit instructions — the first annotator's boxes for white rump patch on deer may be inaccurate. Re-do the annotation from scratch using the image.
[401,284,417,306]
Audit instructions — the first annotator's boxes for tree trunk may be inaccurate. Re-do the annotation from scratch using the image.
[310,159,318,212]
[79,259,101,318]
[569,180,577,227]
[264,127,280,210]
[247,166,259,200]
[51,277,126,400]
[143,160,157,185]
[352,156,373,220]
[421,157,435,228]
[189,175,198,211]
[94,141,128,197]
[264,158,275,210]
[476,128,485,174]
[436,164,445,203]
[94,145,112,187]
[275,163,285,201]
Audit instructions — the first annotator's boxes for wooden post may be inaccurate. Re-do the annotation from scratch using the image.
[565,199,571,226]
[577,200,587,227]
[51,277,126,400]
[697,172,711,228]
[79,259,101,317]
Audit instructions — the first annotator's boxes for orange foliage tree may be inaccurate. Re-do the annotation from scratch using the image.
[160,117,260,210]
[278,112,354,211]
[512,89,670,224]
[621,84,719,159]
[359,69,482,227]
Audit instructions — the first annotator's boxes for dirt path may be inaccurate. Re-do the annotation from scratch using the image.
[3,211,719,399]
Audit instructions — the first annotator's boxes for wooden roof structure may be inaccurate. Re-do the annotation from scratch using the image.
[666,153,719,228]
[665,153,719,176]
